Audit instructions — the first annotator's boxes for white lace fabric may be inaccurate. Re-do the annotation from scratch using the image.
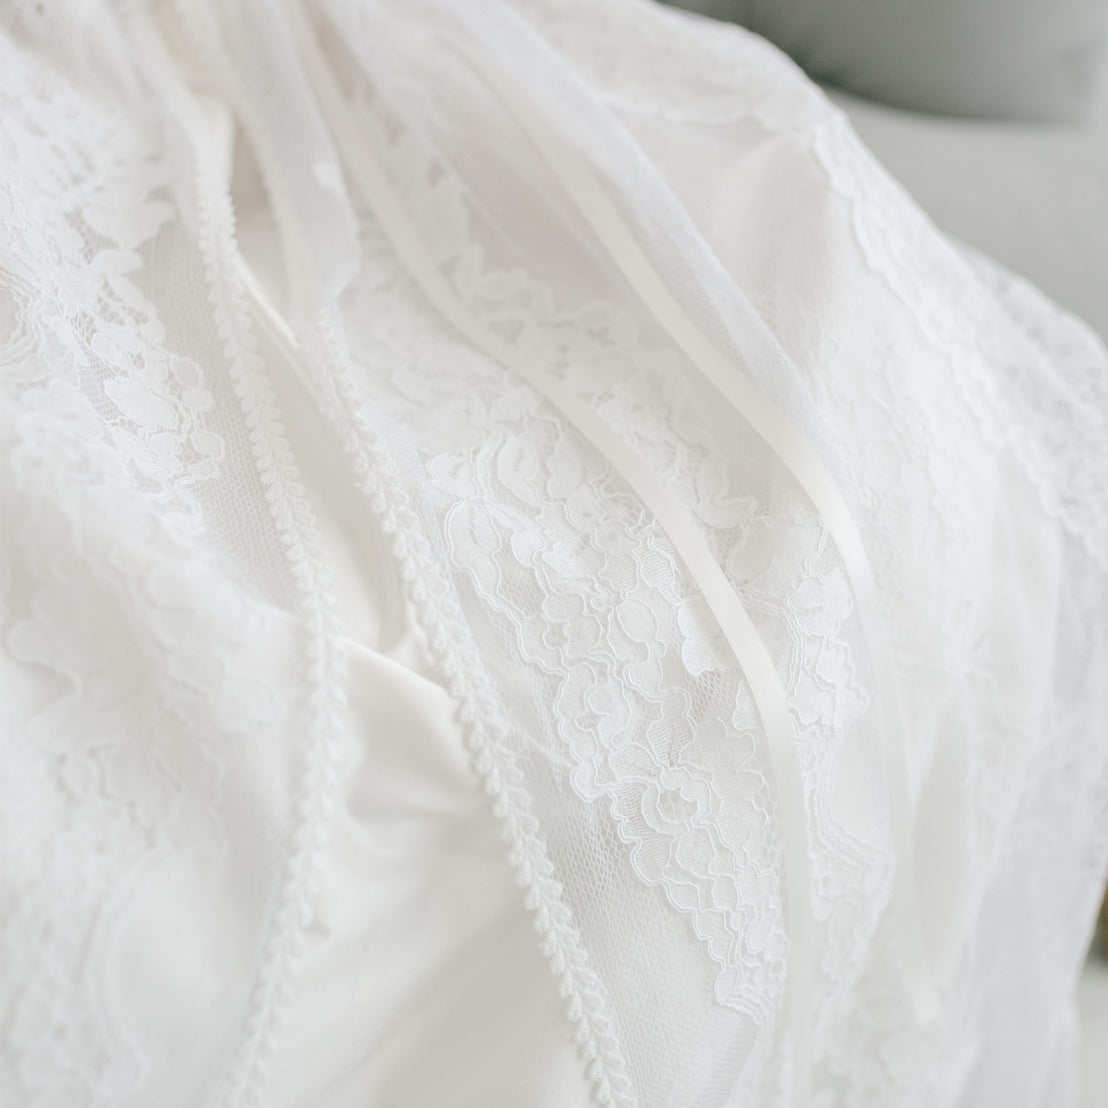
[1,2,1106,1107]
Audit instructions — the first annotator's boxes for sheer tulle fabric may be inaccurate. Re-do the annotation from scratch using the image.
[1,2,1105,1107]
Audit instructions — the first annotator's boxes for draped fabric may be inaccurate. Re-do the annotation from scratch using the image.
[1,1,1106,1106]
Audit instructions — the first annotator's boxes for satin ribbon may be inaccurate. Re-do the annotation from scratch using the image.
[285,7,816,1104]
[465,52,941,1031]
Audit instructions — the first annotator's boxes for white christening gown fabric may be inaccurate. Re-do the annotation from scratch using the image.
[1,1,1106,1107]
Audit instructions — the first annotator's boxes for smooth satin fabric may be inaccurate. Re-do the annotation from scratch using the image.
[273,639,592,1108]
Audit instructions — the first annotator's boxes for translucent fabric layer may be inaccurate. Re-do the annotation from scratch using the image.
[1,2,1105,1106]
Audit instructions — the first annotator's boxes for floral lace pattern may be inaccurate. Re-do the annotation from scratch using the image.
[2,31,242,1106]
[2,15,342,1107]
[323,5,1100,1103]
[3,2,1105,1106]
[328,104,925,1099]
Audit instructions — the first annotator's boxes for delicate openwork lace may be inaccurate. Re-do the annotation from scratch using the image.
[2,2,1105,1107]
